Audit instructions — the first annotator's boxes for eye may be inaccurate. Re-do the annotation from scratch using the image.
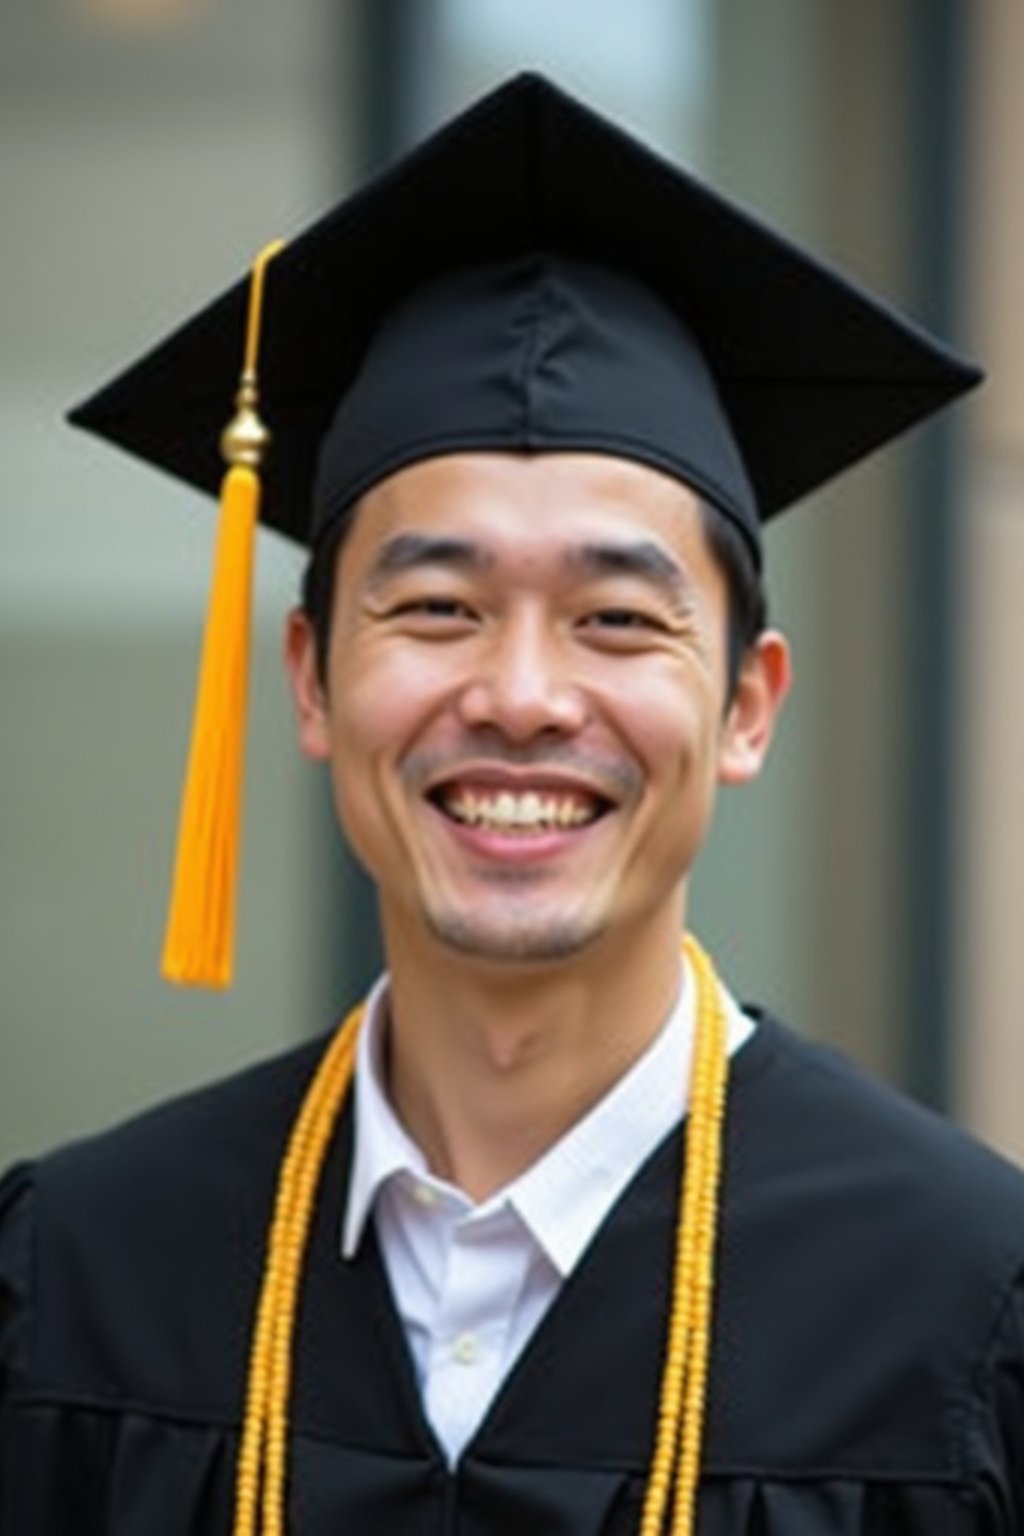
[587,608,658,629]
[396,597,472,619]
[582,607,669,636]
[384,594,479,633]
[576,605,674,652]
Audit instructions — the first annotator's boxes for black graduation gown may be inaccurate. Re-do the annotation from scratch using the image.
[2,1014,1023,1535]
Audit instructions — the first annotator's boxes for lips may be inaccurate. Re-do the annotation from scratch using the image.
[430,782,609,834]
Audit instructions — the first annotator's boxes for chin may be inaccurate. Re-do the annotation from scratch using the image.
[424,906,606,964]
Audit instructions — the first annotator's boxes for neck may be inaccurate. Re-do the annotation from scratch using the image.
[377,909,686,1202]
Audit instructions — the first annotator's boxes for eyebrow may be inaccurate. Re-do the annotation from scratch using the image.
[363,533,493,590]
[566,541,695,608]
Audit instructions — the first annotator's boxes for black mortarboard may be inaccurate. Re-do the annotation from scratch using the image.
[70,71,980,566]
[66,71,981,992]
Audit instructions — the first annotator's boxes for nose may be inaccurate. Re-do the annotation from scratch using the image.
[456,610,587,742]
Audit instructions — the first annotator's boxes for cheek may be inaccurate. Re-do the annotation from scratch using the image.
[333,680,409,764]
[609,668,721,788]
[331,639,436,753]
[624,678,724,890]
[318,689,397,878]
[325,645,458,832]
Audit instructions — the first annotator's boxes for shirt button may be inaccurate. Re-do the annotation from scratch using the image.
[411,1181,439,1208]
[451,1332,479,1366]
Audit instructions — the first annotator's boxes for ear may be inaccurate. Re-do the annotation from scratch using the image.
[717,629,792,786]
[282,608,332,761]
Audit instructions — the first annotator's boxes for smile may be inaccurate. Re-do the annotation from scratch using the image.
[432,784,608,835]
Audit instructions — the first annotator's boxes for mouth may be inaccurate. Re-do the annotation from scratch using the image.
[428,781,611,836]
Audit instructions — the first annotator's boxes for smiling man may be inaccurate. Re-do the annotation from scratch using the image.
[2,75,1023,1536]
[286,450,789,1212]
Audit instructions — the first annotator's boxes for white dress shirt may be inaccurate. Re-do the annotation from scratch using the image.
[342,959,753,1465]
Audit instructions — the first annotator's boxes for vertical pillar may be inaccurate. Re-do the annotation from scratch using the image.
[957,2,1024,1163]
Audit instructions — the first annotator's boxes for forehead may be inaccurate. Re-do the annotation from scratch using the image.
[337,451,711,579]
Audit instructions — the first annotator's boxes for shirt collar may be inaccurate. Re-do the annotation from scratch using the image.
[342,958,752,1275]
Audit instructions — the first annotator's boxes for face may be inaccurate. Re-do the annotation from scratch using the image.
[286,452,788,972]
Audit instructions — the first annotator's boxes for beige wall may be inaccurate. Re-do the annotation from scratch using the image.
[0,1,356,1167]
[697,0,920,1079]
[958,2,1024,1162]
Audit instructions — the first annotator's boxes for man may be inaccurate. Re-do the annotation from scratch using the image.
[1,75,1022,1535]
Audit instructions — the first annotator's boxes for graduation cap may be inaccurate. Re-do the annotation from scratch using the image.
[69,72,981,991]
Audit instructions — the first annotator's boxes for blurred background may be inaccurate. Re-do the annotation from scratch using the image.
[2,0,1021,1167]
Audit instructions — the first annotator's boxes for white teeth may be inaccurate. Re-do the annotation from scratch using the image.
[520,792,543,825]
[442,788,599,832]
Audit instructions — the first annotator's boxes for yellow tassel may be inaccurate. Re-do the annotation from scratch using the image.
[160,240,284,987]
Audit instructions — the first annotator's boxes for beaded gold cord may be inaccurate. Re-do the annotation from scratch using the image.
[232,1007,360,1536]
[639,934,729,1536]
[232,933,729,1536]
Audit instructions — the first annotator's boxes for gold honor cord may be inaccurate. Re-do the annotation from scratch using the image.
[233,934,729,1536]
[639,935,728,1536]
